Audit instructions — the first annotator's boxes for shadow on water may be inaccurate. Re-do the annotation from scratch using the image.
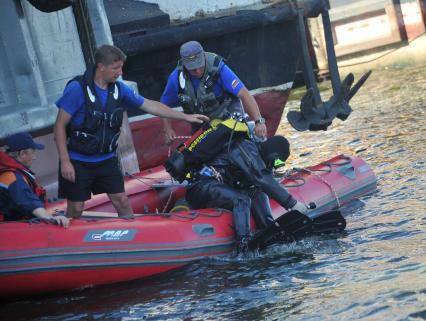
[1,64,426,321]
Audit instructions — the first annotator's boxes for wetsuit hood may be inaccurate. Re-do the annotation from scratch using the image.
[259,136,290,168]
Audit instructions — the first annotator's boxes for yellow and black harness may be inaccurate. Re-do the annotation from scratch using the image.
[164,117,250,182]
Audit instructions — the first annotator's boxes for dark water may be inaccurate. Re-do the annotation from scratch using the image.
[2,65,425,321]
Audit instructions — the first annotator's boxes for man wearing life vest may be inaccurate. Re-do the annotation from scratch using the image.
[165,128,309,254]
[0,132,70,227]
[160,40,267,143]
[54,45,209,218]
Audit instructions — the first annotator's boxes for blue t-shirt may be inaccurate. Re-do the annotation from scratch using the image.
[160,61,244,107]
[56,80,145,162]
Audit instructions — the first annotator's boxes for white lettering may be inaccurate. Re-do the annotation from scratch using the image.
[91,230,130,241]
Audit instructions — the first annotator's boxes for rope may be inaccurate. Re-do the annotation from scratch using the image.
[299,167,341,208]
[323,155,352,167]
[277,156,352,208]
[75,209,227,222]
[277,168,306,187]
[125,172,163,187]
[227,118,239,154]
[298,156,353,208]
[141,209,227,221]
[162,190,174,213]
[170,209,227,221]
[167,135,191,157]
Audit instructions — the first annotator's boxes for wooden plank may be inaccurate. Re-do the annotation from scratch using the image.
[81,211,149,218]
[81,211,119,218]
[117,111,140,175]
[117,80,142,176]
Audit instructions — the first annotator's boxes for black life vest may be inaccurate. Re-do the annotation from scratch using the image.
[164,118,250,182]
[66,65,124,155]
[177,52,238,120]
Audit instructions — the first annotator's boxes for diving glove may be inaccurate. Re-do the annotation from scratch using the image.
[290,201,309,215]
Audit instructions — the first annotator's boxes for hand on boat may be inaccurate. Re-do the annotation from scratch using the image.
[49,216,71,228]
[163,127,176,145]
[185,114,210,124]
[254,123,267,138]
[290,201,309,215]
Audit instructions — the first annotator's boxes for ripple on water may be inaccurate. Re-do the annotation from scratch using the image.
[2,63,426,321]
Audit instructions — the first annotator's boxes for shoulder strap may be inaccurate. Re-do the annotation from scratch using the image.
[176,53,223,91]
[203,53,223,90]
[69,65,121,113]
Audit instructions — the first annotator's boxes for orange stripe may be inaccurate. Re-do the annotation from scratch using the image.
[0,172,17,186]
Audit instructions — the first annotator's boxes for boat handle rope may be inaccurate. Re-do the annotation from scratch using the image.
[162,190,174,213]
[286,155,352,177]
[111,209,227,221]
[306,155,350,208]
[323,155,352,167]
[125,172,178,214]
[278,158,350,208]
[280,170,306,188]
[167,208,228,221]
[306,164,332,173]
[45,209,227,223]
[296,154,352,174]
[125,172,162,187]
[290,167,341,208]
[27,217,58,225]
[167,135,191,157]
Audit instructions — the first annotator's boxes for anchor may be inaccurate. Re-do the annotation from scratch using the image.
[287,2,372,131]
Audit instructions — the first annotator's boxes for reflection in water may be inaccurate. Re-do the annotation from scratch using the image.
[1,65,426,321]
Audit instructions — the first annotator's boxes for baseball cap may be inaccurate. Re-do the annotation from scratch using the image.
[6,132,45,152]
[180,41,206,70]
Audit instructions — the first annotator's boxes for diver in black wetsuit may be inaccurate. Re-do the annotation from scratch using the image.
[184,135,309,254]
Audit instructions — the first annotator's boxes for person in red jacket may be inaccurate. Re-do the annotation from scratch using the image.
[0,132,70,227]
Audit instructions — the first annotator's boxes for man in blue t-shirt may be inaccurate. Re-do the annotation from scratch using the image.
[160,40,267,144]
[54,45,208,218]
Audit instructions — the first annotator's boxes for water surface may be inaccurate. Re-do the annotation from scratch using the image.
[2,64,425,321]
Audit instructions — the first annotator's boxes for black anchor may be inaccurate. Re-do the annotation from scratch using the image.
[287,3,372,131]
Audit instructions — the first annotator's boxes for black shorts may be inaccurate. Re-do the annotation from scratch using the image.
[58,157,125,202]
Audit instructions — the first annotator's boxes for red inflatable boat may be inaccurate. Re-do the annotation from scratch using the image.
[0,154,377,298]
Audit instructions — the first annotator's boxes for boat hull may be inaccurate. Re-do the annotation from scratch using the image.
[0,209,235,298]
[0,154,377,298]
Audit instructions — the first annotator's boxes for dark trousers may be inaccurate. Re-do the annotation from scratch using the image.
[186,177,274,238]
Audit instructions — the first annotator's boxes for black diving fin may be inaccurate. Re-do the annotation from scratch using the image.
[248,209,347,251]
[312,210,346,234]
[248,210,313,251]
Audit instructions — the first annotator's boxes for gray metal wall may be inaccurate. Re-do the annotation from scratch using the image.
[0,1,85,139]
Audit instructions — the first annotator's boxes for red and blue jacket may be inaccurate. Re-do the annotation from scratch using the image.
[0,151,46,221]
